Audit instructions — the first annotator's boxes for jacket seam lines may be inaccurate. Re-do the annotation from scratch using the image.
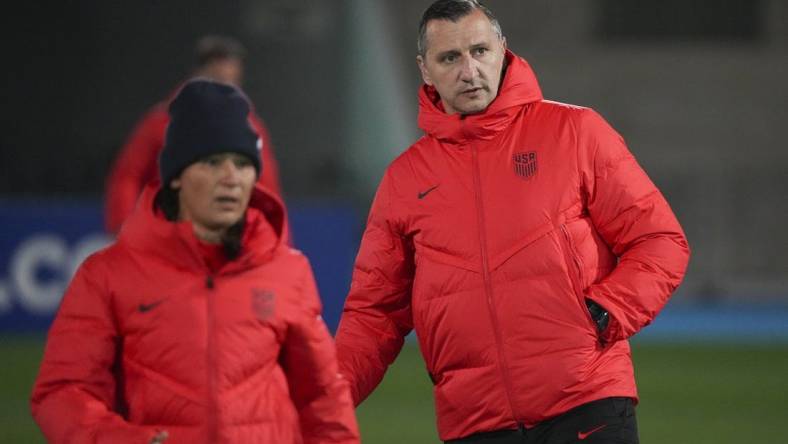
[571,108,584,195]
[595,190,660,234]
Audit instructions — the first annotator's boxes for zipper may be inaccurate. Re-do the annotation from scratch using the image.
[559,225,585,291]
[470,144,523,428]
[205,274,218,442]
[559,225,595,326]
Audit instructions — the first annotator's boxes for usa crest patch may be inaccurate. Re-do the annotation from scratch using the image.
[251,288,275,321]
[513,151,537,179]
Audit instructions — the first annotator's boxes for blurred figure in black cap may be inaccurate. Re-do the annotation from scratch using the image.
[104,35,287,238]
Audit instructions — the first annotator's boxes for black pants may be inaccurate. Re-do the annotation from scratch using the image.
[446,397,639,444]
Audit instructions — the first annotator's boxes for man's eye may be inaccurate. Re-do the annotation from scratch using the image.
[442,55,457,63]
[474,47,487,56]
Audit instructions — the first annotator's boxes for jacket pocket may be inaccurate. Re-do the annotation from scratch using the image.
[558,224,596,331]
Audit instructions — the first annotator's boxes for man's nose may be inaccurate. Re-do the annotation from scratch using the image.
[458,55,478,82]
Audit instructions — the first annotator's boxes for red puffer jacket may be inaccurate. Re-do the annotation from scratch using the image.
[32,185,359,444]
[104,89,285,234]
[335,51,689,441]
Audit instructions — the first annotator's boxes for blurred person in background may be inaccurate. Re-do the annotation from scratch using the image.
[335,1,689,443]
[105,35,286,235]
[31,80,359,444]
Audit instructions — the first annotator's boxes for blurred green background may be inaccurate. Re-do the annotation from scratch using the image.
[4,337,786,443]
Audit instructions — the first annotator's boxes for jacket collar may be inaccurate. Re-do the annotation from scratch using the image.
[117,182,287,274]
[417,50,543,145]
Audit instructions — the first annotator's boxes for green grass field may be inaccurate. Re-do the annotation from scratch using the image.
[2,336,786,443]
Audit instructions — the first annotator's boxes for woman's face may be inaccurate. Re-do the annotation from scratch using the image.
[171,152,256,242]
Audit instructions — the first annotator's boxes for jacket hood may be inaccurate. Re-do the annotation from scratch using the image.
[417,50,543,144]
[117,182,288,273]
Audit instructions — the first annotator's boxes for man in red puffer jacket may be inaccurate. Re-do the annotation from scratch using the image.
[32,80,359,444]
[335,1,689,443]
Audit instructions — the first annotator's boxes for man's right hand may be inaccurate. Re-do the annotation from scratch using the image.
[150,430,169,444]
[585,298,610,334]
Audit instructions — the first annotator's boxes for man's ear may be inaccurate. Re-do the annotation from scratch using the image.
[417,55,433,86]
[170,177,182,190]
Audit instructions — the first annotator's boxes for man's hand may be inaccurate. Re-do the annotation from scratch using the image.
[585,298,610,334]
[150,430,169,444]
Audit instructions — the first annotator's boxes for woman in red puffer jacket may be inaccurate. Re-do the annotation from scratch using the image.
[32,80,359,444]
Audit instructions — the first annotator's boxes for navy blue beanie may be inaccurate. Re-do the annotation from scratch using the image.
[160,79,261,186]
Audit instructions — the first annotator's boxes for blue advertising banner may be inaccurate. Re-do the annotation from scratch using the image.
[0,200,111,332]
[0,199,359,333]
[287,201,361,332]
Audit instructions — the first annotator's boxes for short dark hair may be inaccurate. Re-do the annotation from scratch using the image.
[417,0,502,56]
[154,185,180,221]
[194,35,247,68]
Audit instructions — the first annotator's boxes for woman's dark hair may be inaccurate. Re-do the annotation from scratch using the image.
[222,218,244,259]
[154,185,245,260]
[154,185,180,222]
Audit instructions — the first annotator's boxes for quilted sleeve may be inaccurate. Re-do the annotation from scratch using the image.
[280,256,360,444]
[334,169,415,405]
[30,254,158,443]
[579,109,690,343]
